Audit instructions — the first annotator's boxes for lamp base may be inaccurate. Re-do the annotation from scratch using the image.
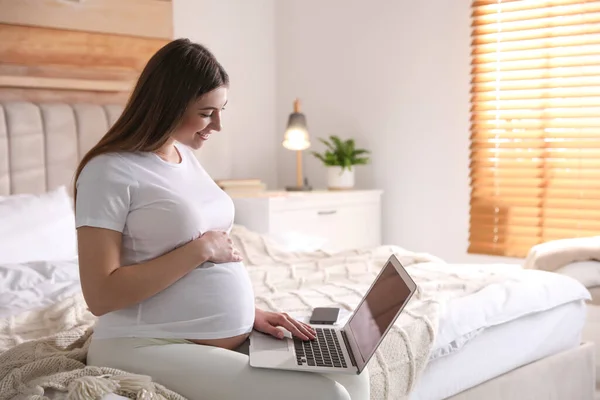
[285,185,313,192]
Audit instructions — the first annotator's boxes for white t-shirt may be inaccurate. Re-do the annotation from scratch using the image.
[75,143,255,340]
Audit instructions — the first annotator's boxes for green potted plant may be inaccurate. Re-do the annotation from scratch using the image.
[311,135,370,189]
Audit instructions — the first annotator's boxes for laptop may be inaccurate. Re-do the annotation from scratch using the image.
[249,254,417,375]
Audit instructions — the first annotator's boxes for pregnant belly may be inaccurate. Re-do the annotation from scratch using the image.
[138,261,256,339]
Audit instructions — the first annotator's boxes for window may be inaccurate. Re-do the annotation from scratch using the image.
[469,0,600,258]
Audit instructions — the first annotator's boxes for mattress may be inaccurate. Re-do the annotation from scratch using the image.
[410,300,587,400]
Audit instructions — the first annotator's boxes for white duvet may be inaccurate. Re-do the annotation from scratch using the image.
[0,256,590,363]
[0,258,81,319]
[430,263,590,360]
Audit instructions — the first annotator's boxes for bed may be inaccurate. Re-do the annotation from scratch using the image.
[0,101,596,400]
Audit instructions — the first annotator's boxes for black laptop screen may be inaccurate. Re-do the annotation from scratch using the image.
[347,261,412,362]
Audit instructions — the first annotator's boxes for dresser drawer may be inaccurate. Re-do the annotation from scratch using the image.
[231,190,382,251]
[270,203,380,251]
[269,206,340,240]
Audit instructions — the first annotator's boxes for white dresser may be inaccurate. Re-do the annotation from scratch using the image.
[230,190,382,252]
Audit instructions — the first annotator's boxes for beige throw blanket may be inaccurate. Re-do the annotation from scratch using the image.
[0,294,185,400]
[231,226,515,400]
[524,236,600,272]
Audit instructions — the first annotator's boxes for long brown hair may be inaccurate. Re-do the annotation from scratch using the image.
[73,38,229,197]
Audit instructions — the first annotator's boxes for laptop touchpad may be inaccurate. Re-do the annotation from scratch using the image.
[252,332,290,352]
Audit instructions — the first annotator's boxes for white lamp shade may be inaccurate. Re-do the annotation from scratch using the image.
[283,127,310,150]
[282,112,310,151]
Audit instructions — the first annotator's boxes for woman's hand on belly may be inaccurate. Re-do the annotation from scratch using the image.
[194,231,243,264]
[253,308,316,341]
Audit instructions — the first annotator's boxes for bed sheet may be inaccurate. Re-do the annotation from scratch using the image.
[410,300,587,400]
[0,258,81,319]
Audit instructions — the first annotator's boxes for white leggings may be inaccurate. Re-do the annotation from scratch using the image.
[87,336,370,400]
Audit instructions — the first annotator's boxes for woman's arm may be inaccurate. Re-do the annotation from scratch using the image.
[78,227,239,316]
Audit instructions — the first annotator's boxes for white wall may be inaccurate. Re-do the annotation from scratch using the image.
[173,0,278,188]
[275,0,520,264]
[173,0,520,264]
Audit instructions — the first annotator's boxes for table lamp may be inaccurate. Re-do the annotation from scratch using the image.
[282,98,312,191]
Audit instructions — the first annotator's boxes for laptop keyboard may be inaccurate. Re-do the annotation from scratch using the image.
[293,327,347,368]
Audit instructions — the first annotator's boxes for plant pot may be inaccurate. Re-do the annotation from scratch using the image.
[327,166,355,190]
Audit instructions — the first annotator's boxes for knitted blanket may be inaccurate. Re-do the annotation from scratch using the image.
[0,293,185,400]
[231,225,512,400]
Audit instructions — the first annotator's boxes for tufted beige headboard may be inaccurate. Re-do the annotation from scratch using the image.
[0,102,124,196]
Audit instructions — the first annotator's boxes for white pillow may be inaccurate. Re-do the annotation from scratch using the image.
[556,261,600,289]
[0,186,77,264]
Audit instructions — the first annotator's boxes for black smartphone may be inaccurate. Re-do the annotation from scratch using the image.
[309,307,340,325]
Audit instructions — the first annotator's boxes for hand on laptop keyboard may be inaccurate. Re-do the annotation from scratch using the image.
[253,308,317,341]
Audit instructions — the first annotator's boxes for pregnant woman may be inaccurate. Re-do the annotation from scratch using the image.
[76,39,369,400]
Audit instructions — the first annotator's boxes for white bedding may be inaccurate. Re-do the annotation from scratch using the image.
[2,260,588,343]
[411,299,587,400]
[429,264,590,360]
[0,258,81,318]
[0,250,591,399]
